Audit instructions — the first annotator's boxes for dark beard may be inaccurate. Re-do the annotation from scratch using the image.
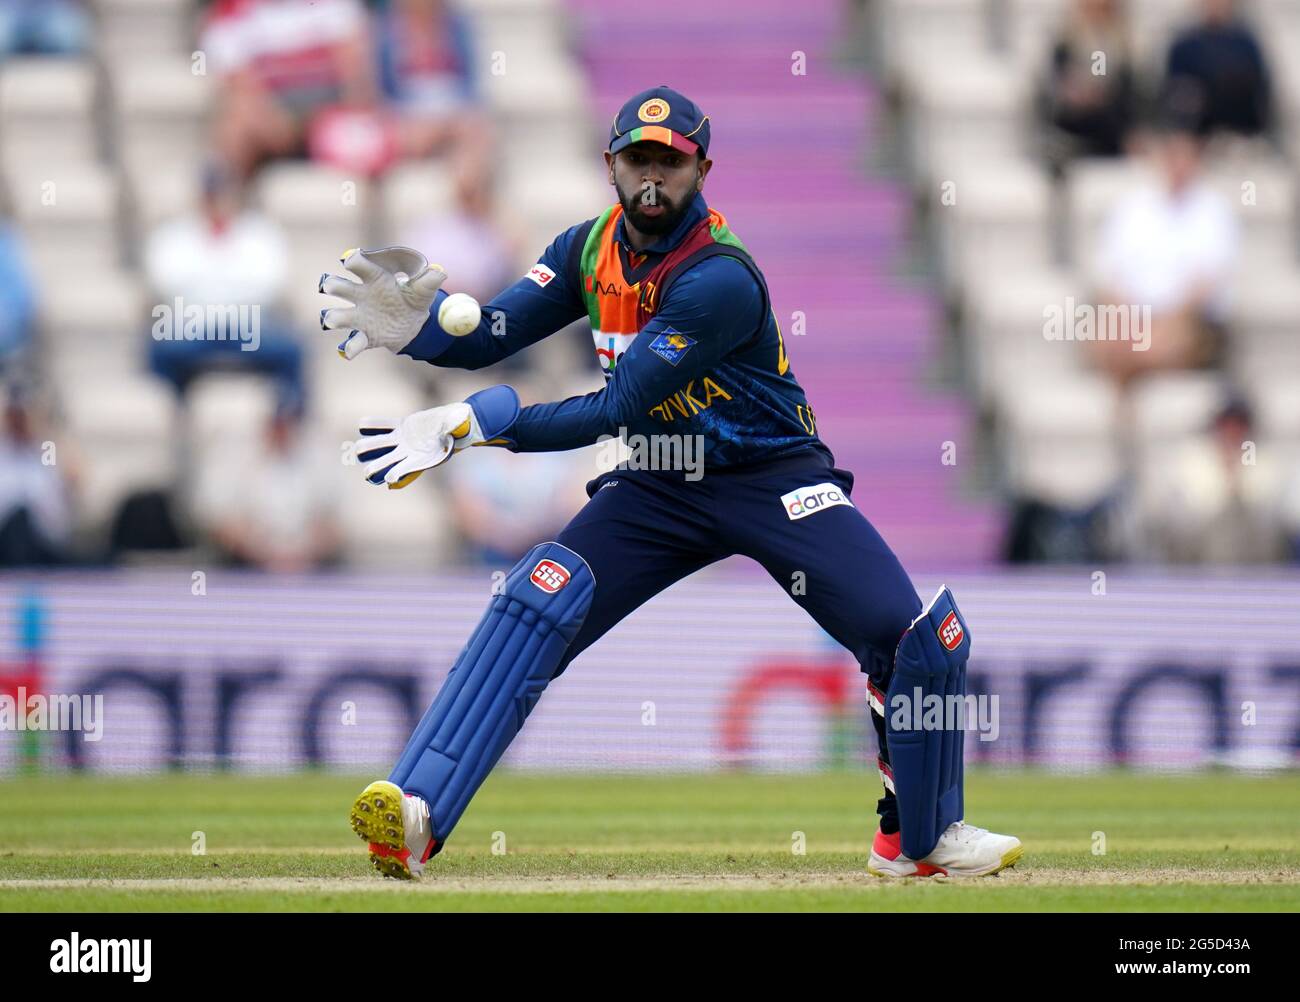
[615,181,695,237]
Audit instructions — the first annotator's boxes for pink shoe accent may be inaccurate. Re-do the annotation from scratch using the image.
[872,829,949,876]
[872,828,902,860]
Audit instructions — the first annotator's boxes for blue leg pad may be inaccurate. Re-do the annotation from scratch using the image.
[388,541,594,845]
[885,585,970,861]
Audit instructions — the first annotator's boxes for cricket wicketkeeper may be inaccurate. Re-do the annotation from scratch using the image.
[319,86,1023,879]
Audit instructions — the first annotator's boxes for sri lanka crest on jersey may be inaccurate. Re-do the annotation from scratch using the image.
[647,328,697,366]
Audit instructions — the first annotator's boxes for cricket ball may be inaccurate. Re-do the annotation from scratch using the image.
[438,292,482,337]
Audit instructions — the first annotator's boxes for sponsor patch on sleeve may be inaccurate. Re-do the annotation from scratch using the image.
[525,263,556,287]
[647,327,697,366]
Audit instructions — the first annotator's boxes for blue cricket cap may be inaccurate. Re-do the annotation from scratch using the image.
[608,86,710,157]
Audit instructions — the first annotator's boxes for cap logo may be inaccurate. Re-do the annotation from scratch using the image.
[638,98,670,123]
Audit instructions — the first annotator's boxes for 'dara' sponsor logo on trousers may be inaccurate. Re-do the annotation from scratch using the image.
[780,482,853,521]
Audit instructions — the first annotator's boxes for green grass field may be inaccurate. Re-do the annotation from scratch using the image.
[1,769,1297,912]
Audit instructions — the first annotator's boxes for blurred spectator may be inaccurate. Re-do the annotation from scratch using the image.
[0,215,37,371]
[447,447,590,565]
[1004,475,1133,564]
[1162,0,1272,138]
[376,0,493,187]
[1090,117,1238,387]
[1142,397,1288,563]
[0,387,74,567]
[444,379,590,564]
[1037,0,1138,170]
[202,0,376,178]
[107,489,188,563]
[0,0,90,57]
[1282,467,1300,562]
[193,393,342,572]
[401,168,521,305]
[143,162,303,400]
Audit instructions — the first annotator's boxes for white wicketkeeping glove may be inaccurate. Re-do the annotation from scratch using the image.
[353,385,521,489]
[319,246,446,360]
[354,404,476,489]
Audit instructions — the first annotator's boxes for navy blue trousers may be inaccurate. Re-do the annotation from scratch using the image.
[551,446,922,832]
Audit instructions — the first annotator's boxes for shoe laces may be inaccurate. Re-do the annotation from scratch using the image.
[945,820,988,844]
[404,792,430,821]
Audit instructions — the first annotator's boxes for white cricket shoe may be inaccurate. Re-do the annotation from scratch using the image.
[348,780,438,879]
[868,821,1023,878]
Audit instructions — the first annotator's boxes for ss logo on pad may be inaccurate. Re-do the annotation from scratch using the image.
[937,611,964,651]
[530,559,571,593]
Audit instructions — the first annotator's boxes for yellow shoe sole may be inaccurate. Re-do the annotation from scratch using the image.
[994,843,1024,874]
[349,780,414,880]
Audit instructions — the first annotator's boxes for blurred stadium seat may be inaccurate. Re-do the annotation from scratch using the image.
[94,0,194,57]
[253,162,376,323]
[1000,373,1121,506]
[61,375,179,533]
[379,160,458,243]
[938,158,1054,297]
[5,162,123,279]
[964,267,1083,407]
[109,55,213,176]
[0,58,99,169]
[900,56,1030,187]
[39,271,147,388]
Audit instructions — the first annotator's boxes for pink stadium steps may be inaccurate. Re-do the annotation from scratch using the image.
[567,0,1001,567]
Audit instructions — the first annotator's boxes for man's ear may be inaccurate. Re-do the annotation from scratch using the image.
[696,156,712,191]
[603,150,615,185]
